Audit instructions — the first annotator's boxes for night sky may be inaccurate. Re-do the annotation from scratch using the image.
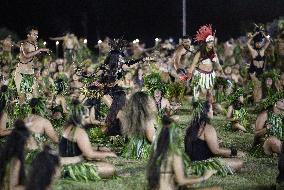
[1,0,284,48]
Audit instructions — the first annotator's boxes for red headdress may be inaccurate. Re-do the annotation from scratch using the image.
[194,24,215,43]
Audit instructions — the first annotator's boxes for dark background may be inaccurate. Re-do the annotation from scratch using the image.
[1,0,284,49]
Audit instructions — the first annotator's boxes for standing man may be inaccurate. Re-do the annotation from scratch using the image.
[14,27,49,102]
[171,35,194,81]
[50,32,80,65]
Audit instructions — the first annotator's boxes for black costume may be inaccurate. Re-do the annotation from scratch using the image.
[185,138,214,161]
[59,128,82,157]
[248,50,266,77]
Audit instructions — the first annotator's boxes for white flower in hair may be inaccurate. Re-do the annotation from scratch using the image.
[205,35,214,43]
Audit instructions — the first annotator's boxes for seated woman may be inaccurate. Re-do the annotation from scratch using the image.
[226,89,248,132]
[26,145,60,190]
[70,74,84,91]
[212,77,230,115]
[118,91,157,159]
[39,68,55,96]
[153,89,171,114]
[0,120,30,190]
[24,98,59,150]
[153,88,180,120]
[262,76,277,99]
[222,66,234,95]
[52,78,69,119]
[59,100,117,180]
[0,85,11,137]
[53,64,69,81]
[185,101,244,174]
[147,116,217,190]
[231,66,244,85]
[253,97,284,156]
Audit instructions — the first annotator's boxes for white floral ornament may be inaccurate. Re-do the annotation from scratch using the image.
[205,35,214,43]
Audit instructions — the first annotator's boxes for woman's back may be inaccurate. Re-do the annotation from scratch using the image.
[159,153,176,190]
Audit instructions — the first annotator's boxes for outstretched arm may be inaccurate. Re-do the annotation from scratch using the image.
[76,128,116,160]
[20,44,48,59]
[50,36,65,41]
[262,32,271,51]
[124,57,144,66]
[205,125,231,157]
[247,32,259,54]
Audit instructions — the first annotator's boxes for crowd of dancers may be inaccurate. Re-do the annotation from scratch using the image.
[0,22,283,190]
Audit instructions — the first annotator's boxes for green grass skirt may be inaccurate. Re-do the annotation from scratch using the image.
[122,137,152,159]
[62,162,101,182]
[20,74,34,93]
[187,158,233,177]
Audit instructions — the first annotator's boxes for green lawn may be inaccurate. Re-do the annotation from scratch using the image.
[54,100,282,190]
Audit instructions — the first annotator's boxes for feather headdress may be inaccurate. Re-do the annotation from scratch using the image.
[194,24,215,43]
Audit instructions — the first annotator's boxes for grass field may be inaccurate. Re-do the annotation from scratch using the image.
[54,100,283,190]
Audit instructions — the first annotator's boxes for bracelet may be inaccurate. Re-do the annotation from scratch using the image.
[230,147,238,157]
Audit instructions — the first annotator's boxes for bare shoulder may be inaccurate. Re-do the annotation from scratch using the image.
[257,111,268,120]
[204,124,215,133]
[117,110,124,119]
[174,45,185,54]
[75,127,88,138]
[37,116,51,124]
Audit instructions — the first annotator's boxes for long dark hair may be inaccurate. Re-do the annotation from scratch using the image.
[147,116,172,190]
[277,143,284,183]
[184,101,211,156]
[66,99,85,127]
[26,146,60,190]
[0,85,8,118]
[105,90,126,135]
[0,119,30,187]
[121,91,156,137]
[199,44,215,61]
[29,98,45,115]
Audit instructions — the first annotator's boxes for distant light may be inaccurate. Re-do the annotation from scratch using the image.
[84,39,87,44]
[43,41,47,46]
[56,41,59,46]
[169,38,174,43]
[98,40,102,44]
[155,38,159,42]
[267,35,270,39]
